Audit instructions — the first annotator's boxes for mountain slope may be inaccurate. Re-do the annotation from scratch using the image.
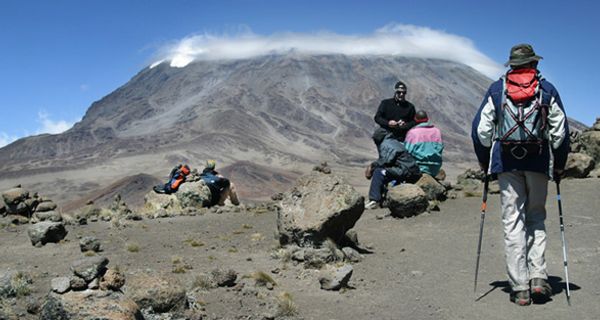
[0,54,493,204]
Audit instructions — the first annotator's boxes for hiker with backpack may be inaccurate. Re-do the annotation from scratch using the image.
[404,110,444,177]
[372,81,417,148]
[153,164,191,194]
[200,160,240,207]
[471,44,570,306]
[364,133,422,210]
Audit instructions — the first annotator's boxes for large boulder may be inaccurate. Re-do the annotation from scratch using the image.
[32,210,63,223]
[564,152,595,178]
[28,222,68,246]
[385,184,428,218]
[415,174,447,201]
[177,180,212,208]
[144,180,212,214]
[40,291,142,320]
[125,273,187,313]
[277,172,364,247]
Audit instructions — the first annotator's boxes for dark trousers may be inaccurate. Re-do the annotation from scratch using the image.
[368,168,394,202]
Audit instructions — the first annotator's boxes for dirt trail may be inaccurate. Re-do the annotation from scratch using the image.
[1,178,599,319]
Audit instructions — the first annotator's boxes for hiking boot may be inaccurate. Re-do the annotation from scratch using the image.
[365,200,379,210]
[510,290,531,306]
[530,278,552,302]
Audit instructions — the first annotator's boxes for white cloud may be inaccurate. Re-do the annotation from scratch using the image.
[36,111,78,135]
[0,132,18,148]
[151,23,503,78]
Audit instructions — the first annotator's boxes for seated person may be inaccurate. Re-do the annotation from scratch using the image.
[365,134,421,209]
[404,110,444,177]
[200,160,240,206]
[153,164,191,194]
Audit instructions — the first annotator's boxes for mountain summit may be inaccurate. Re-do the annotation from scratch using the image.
[0,54,491,204]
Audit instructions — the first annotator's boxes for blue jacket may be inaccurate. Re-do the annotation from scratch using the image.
[471,74,569,176]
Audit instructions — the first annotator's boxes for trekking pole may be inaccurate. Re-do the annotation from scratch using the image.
[474,174,490,294]
[555,177,572,306]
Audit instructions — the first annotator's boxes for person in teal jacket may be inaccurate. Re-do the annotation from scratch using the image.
[404,111,444,177]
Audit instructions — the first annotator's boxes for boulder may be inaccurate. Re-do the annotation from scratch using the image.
[79,236,102,252]
[277,172,364,247]
[125,273,186,313]
[99,268,126,291]
[209,268,238,287]
[35,200,57,213]
[71,256,109,282]
[319,264,353,291]
[177,180,212,208]
[435,168,446,181]
[589,167,600,178]
[28,222,68,246]
[385,184,428,218]
[51,277,71,294]
[457,168,485,184]
[1,187,29,206]
[33,210,63,223]
[40,290,142,320]
[415,174,447,201]
[5,200,31,216]
[593,118,600,131]
[144,192,182,213]
[564,152,595,178]
[580,130,600,164]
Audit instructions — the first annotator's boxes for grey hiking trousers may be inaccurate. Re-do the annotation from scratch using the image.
[498,171,548,291]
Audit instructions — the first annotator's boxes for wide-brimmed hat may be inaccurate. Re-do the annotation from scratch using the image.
[505,44,543,67]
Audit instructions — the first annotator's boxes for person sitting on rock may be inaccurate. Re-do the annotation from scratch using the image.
[404,110,444,177]
[153,164,191,194]
[200,160,240,206]
[364,133,422,209]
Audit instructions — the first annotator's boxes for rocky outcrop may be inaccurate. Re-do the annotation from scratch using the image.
[277,172,364,247]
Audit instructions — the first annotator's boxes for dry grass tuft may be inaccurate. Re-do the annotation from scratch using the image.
[275,291,298,316]
[126,243,140,253]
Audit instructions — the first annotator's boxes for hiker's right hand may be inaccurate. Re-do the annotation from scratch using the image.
[388,120,398,127]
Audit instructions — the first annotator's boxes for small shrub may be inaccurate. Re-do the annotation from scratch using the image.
[242,224,253,229]
[228,247,238,253]
[232,230,244,235]
[172,265,187,274]
[251,233,265,242]
[276,291,297,317]
[84,251,96,257]
[270,248,292,262]
[190,240,204,247]
[192,274,214,290]
[126,243,140,253]
[10,272,32,297]
[171,256,183,264]
[249,271,277,287]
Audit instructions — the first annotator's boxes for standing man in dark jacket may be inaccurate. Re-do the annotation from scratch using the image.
[373,81,417,147]
[365,133,422,209]
[471,44,569,306]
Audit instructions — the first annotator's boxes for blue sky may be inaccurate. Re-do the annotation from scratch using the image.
[1,0,598,147]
